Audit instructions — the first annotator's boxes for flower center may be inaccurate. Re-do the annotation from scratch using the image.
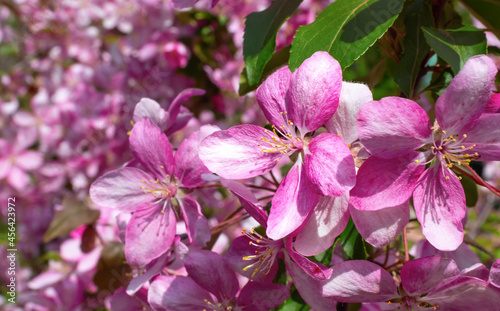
[258,112,303,159]
[203,299,240,311]
[241,228,282,279]
[139,165,178,212]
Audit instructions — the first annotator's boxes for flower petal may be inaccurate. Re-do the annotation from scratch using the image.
[305,133,356,196]
[350,201,409,248]
[220,179,268,228]
[285,257,338,311]
[435,55,497,133]
[133,98,169,131]
[90,167,154,212]
[490,258,500,288]
[129,117,174,178]
[322,260,398,302]
[325,82,373,144]
[256,66,291,129]
[286,239,332,280]
[286,51,342,133]
[199,124,282,179]
[424,277,500,310]
[236,281,290,311]
[167,88,205,126]
[461,263,490,281]
[485,92,500,114]
[184,250,239,301]
[294,194,350,256]
[148,275,214,311]
[413,164,466,251]
[125,203,176,267]
[15,151,43,170]
[267,155,319,240]
[350,153,424,211]
[357,97,432,158]
[401,256,460,296]
[178,196,210,248]
[126,252,170,295]
[461,113,500,161]
[175,124,220,187]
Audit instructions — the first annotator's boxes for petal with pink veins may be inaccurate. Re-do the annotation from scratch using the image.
[267,155,319,240]
[357,97,432,158]
[461,114,500,161]
[90,167,154,212]
[322,260,398,302]
[286,239,332,280]
[325,82,373,144]
[294,194,350,256]
[133,98,169,131]
[286,51,342,133]
[199,124,282,179]
[126,252,170,295]
[148,275,214,311]
[350,153,424,211]
[129,117,174,178]
[401,256,460,296]
[178,196,210,248]
[413,164,466,251]
[125,203,176,268]
[435,55,497,133]
[184,250,239,301]
[305,133,356,196]
[256,66,291,129]
[490,258,500,288]
[174,124,220,188]
[350,201,409,248]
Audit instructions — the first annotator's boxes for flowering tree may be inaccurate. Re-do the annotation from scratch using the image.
[1,0,500,310]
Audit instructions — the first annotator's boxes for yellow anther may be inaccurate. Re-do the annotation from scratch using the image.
[443,130,447,134]
[347,143,351,147]
[388,301,392,305]
[438,146,443,150]
[127,131,131,135]
[160,165,164,168]
[463,134,467,138]
[461,146,465,149]
[445,176,450,180]
[130,120,134,126]
[337,133,341,136]
[242,228,246,233]
[415,160,419,164]
[458,176,462,180]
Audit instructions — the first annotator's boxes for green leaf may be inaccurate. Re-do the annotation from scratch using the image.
[393,0,433,97]
[289,0,404,71]
[240,45,291,95]
[243,0,302,86]
[313,238,337,266]
[458,173,479,207]
[43,197,100,243]
[273,284,311,311]
[339,218,367,260]
[422,25,487,74]
[459,0,500,40]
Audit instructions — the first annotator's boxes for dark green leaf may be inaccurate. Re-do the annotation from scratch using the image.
[243,0,302,85]
[289,0,404,71]
[273,258,288,285]
[422,25,487,74]
[459,0,500,40]
[339,218,367,260]
[43,197,100,243]
[393,0,433,97]
[240,45,291,95]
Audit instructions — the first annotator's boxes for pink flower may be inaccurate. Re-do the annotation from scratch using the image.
[323,256,500,309]
[90,118,217,267]
[148,250,289,311]
[200,52,356,240]
[350,55,499,251]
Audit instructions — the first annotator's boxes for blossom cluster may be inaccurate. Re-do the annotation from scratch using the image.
[1,0,500,310]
